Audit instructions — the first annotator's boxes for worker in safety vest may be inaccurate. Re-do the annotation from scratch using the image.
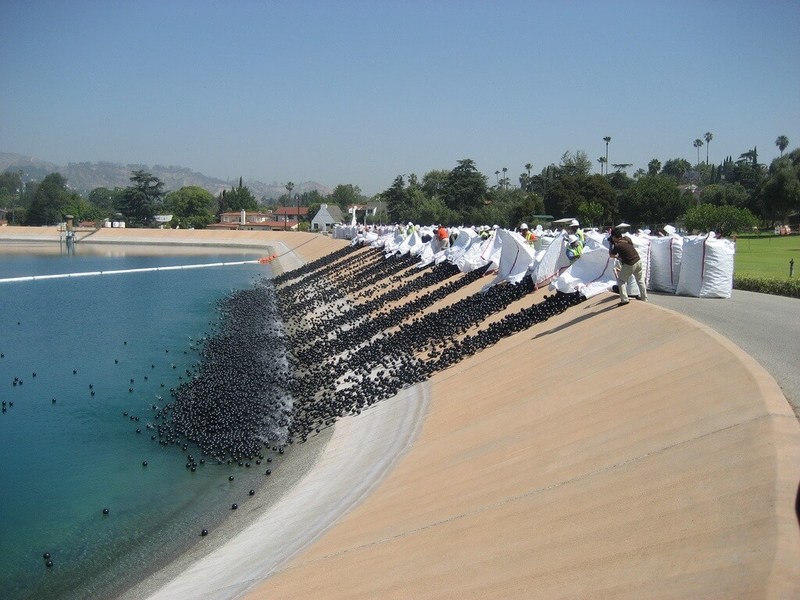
[520,223,537,246]
[566,234,584,262]
[568,219,585,244]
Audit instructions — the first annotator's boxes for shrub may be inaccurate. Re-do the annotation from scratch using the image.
[733,276,800,298]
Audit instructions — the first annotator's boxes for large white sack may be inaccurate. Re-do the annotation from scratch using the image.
[676,234,735,298]
[397,229,424,256]
[383,229,405,256]
[478,230,503,272]
[482,228,538,289]
[530,232,570,288]
[415,240,436,267]
[648,235,683,293]
[445,228,476,265]
[551,246,617,298]
[456,241,489,273]
[629,234,652,291]
[582,229,608,251]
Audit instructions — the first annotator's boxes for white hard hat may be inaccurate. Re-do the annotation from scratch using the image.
[570,219,579,227]
[568,234,579,243]
[520,223,529,229]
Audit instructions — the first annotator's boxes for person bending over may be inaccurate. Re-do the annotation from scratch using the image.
[608,228,647,305]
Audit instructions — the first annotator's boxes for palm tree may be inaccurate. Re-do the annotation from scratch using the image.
[502,167,508,190]
[495,170,500,185]
[285,181,294,230]
[603,136,611,175]
[597,157,606,174]
[704,131,713,164]
[776,135,789,157]
[525,163,532,178]
[693,139,703,165]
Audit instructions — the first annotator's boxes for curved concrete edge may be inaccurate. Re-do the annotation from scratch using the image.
[246,295,800,599]
[648,302,800,597]
[144,383,431,600]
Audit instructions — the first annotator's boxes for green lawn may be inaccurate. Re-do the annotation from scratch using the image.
[734,234,800,279]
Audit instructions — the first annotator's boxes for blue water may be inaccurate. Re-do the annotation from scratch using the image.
[0,244,278,599]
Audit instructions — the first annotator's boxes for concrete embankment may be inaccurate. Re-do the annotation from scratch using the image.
[2,227,798,597]
[246,233,799,599]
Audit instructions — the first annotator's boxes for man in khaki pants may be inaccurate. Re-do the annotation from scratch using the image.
[608,228,647,305]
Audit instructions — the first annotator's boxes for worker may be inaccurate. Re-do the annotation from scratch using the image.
[565,234,584,262]
[520,223,537,246]
[568,219,585,244]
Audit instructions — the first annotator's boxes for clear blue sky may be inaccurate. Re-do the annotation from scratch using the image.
[2,0,798,195]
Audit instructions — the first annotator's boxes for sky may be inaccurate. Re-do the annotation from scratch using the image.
[1,0,799,196]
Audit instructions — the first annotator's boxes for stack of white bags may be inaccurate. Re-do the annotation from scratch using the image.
[344,223,735,300]
[552,230,735,299]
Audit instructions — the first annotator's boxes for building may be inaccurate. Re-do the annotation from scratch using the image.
[273,206,309,231]
[311,203,344,232]
[207,210,286,231]
[345,201,389,226]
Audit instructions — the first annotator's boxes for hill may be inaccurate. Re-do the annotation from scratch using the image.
[0,152,331,201]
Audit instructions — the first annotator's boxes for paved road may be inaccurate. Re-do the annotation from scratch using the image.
[648,290,800,418]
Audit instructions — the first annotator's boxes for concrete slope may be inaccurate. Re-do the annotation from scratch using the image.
[248,293,800,598]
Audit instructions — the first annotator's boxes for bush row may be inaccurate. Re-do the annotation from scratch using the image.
[733,276,800,299]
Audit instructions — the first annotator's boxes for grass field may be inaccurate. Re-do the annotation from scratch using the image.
[734,234,800,279]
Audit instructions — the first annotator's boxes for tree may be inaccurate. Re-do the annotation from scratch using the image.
[329,184,363,211]
[647,159,661,176]
[25,173,79,225]
[421,169,449,199]
[559,150,592,177]
[603,136,611,174]
[693,138,704,165]
[119,170,165,226]
[597,157,606,175]
[88,187,123,214]
[662,158,692,181]
[383,175,410,223]
[756,152,800,222]
[164,186,215,228]
[775,135,789,157]
[443,159,488,214]
[619,174,691,228]
[547,174,616,224]
[577,201,604,227]
[699,183,749,207]
[0,171,22,198]
[704,131,713,164]
[224,181,258,212]
[0,170,24,224]
[738,148,757,166]
[682,203,757,236]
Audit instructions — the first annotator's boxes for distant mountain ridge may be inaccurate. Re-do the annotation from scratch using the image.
[0,152,331,200]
